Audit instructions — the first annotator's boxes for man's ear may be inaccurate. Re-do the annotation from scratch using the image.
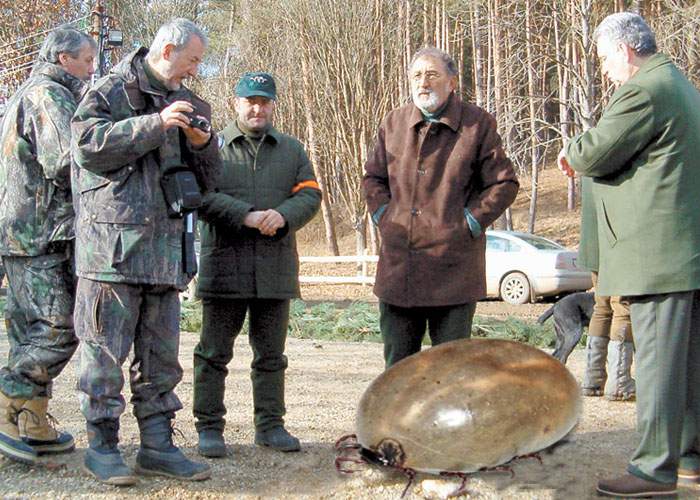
[57,52,70,67]
[162,43,175,61]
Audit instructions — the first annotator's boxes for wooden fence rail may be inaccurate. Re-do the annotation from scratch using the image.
[299,255,378,285]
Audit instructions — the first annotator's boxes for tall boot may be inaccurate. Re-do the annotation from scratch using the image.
[604,340,636,401]
[84,419,137,486]
[135,413,210,481]
[18,397,74,454]
[0,391,36,464]
[252,370,300,452]
[581,336,609,396]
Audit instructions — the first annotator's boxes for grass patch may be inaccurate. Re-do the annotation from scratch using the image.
[180,299,557,348]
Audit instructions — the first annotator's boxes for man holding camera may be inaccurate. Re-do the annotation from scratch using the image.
[71,18,220,485]
[192,72,321,457]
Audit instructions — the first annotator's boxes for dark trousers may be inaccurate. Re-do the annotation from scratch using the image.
[627,290,700,483]
[74,278,183,423]
[379,301,476,368]
[193,298,290,433]
[0,251,77,399]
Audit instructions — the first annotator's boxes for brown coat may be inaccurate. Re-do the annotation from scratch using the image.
[363,94,518,307]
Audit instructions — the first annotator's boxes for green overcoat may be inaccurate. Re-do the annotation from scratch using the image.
[196,121,321,299]
[565,53,700,296]
[576,176,598,273]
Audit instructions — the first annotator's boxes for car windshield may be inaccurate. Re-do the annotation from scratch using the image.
[514,234,564,250]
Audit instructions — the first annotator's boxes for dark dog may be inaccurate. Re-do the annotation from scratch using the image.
[538,291,595,364]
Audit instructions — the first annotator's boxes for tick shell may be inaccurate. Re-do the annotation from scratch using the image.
[356,338,581,474]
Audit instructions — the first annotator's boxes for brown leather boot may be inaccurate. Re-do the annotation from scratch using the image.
[18,397,75,454]
[0,391,37,464]
[596,473,677,498]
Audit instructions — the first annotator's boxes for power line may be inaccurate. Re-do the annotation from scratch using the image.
[0,49,40,67]
[0,15,90,52]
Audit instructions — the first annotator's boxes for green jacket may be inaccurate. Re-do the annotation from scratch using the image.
[576,176,598,273]
[565,53,700,296]
[196,121,321,299]
[71,47,221,289]
[0,62,86,256]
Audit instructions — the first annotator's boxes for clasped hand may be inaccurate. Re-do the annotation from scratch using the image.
[243,209,285,236]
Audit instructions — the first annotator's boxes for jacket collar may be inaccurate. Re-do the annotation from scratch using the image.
[407,92,461,132]
[629,52,671,83]
[30,61,86,101]
[220,120,281,147]
[113,47,191,111]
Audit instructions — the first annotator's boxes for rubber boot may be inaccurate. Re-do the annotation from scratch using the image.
[581,336,609,396]
[84,419,137,486]
[135,413,210,481]
[18,397,74,454]
[198,428,226,458]
[0,391,36,464]
[604,340,636,401]
[255,426,301,452]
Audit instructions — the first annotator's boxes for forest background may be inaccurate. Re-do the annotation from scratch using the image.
[1,0,698,257]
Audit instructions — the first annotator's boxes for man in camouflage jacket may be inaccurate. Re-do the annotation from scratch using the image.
[70,19,220,485]
[0,27,96,465]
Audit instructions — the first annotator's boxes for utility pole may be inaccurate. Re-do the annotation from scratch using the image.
[90,0,122,79]
[90,0,106,78]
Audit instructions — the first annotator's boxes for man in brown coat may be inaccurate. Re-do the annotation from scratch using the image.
[363,47,518,367]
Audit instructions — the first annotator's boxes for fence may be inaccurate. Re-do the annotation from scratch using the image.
[299,254,378,285]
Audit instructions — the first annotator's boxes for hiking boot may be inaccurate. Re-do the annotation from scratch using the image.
[255,426,301,452]
[135,413,210,481]
[597,473,677,498]
[582,336,609,396]
[0,391,36,464]
[18,397,74,454]
[678,466,700,485]
[198,429,226,458]
[84,419,137,486]
[604,340,636,401]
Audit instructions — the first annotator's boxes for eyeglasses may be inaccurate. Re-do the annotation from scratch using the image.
[411,71,443,82]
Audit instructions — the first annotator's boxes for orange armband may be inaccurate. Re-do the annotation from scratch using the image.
[291,180,321,194]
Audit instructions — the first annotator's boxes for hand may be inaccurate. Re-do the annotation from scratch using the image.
[159,100,193,131]
[159,101,212,148]
[257,209,285,236]
[557,148,575,178]
[243,211,265,229]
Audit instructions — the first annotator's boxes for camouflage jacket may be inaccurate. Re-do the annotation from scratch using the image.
[71,47,221,288]
[0,62,86,256]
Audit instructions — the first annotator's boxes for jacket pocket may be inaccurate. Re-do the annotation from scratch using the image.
[599,199,618,248]
[93,203,150,266]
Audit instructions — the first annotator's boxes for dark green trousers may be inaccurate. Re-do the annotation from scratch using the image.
[627,290,700,484]
[379,301,476,368]
[193,298,290,433]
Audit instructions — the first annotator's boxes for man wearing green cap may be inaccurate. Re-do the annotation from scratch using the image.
[192,72,321,456]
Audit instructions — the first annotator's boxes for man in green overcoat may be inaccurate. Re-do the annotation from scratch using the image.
[193,72,321,457]
[559,12,700,498]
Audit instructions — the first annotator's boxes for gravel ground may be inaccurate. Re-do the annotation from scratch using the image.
[1,305,698,499]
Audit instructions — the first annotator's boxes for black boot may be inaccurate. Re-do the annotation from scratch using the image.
[84,420,137,486]
[135,413,210,481]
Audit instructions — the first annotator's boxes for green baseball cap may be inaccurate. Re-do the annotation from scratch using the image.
[235,72,277,100]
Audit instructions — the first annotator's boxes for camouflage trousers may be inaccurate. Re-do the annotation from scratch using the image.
[74,277,183,423]
[0,248,77,399]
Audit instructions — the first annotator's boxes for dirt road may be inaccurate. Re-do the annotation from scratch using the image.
[0,319,697,499]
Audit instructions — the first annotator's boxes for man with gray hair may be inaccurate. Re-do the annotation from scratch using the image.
[559,12,700,498]
[363,47,518,367]
[71,18,220,485]
[0,25,95,465]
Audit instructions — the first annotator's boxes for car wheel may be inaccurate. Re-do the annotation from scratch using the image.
[500,272,531,305]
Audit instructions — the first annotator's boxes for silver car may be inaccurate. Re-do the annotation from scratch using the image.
[485,230,592,304]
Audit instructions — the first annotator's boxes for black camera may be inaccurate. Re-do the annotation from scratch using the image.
[185,112,211,133]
